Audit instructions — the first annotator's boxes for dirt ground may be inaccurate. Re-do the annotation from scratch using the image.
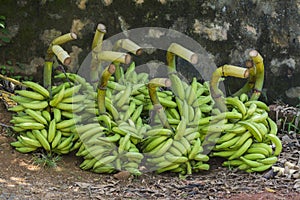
[0,101,300,200]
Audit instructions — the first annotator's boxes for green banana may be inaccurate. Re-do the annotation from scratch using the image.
[259,156,278,165]
[238,121,262,142]
[25,109,48,125]
[21,101,49,110]
[50,84,65,107]
[51,130,62,149]
[228,138,253,160]
[244,100,270,111]
[16,122,45,130]
[33,129,51,151]
[266,134,282,156]
[23,81,49,98]
[19,135,41,148]
[15,90,46,100]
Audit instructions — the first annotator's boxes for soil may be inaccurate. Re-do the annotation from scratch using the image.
[0,101,300,200]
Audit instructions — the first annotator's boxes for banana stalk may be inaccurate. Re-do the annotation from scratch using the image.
[233,60,255,96]
[113,39,142,81]
[166,43,198,73]
[44,33,76,91]
[97,64,115,114]
[148,78,172,130]
[91,24,107,84]
[210,65,249,112]
[249,50,264,100]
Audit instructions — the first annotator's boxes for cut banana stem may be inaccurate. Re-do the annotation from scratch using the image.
[249,50,264,100]
[167,43,198,65]
[97,51,131,64]
[113,39,143,55]
[92,23,106,50]
[233,59,255,97]
[97,64,116,114]
[148,78,172,130]
[52,45,71,65]
[210,65,249,112]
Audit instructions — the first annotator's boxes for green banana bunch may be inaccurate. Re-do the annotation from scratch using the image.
[210,93,281,172]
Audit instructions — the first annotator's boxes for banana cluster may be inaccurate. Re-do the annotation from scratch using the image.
[9,77,92,154]
[210,94,282,172]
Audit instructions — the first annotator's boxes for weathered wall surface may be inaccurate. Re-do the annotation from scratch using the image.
[0,0,299,105]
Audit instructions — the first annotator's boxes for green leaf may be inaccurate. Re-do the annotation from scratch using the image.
[0,36,10,43]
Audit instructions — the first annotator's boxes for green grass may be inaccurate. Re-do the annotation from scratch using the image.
[32,152,62,168]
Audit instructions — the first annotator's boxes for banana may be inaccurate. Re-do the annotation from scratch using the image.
[250,164,273,172]
[227,124,247,134]
[51,130,62,149]
[10,95,33,104]
[116,86,132,108]
[8,105,25,112]
[266,117,278,135]
[48,119,56,143]
[239,93,249,103]
[21,101,49,110]
[61,111,75,119]
[25,109,48,125]
[125,152,144,161]
[63,84,82,98]
[187,86,197,106]
[214,136,241,150]
[247,147,270,157]
[243,153,266,160]
[19,135,41,148]
[238,163,251,171]
[158,97,177,108]
[179,136,191,154]
[56,117,81,129]
[122,101,136,121]
[192,95,212,107]
[98,133,121,142]
[188,138,201,160]
[228,138,253,160]
[56,134,73,150]
[16,146,38,153]
[259,156,278,165]
[32,129,51,151]
[79,126,106,142]
[225,97,247,117]
[143,136,167,152]
[250,143,273,155]
[240,156,263,168]
[185,131,200,142]
[11,116,36,124]
[217,132,237,144]
[42,110,51,122]
[16,122,45,130]
[107,81,126,91]
[230,131,252,149]
[80,158,98,170]
[245,103,257,118]
[169,74,185,100]
[23,81,49,98]
[238,121,262,142]
[266,134,282,156]
[194,154,209,162]
[55,102,82,112]
[144,128,173,137]
[50,84,65,107]
[15,90,46,100]
[199,103,213,113]
[148,138,173,157]
[61,94,86,103]
[244,100,270,111]
[193,163,210,171]
[130,104,143,123]
[172,140,188,155]
[118,133,131,153]
[93,155,117,169]
[52,108,61,123]
[165,153,188,163]
[168,146,182,156]
[249,111,268,123]
[174,117,186,140]
[10,140,25,148]
[156,163,181,174]
[96,115,112,130]
[75,123,100,134]
[222,159,244,167]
